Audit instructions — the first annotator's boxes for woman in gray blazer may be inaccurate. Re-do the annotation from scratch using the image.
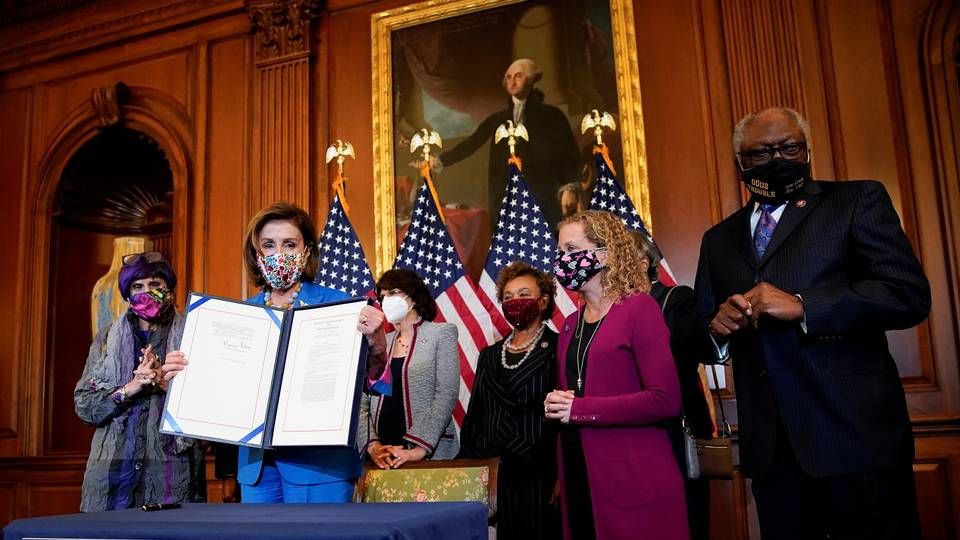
[358,269,460,468]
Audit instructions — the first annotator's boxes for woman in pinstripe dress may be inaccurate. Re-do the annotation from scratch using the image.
[459,261,560,540]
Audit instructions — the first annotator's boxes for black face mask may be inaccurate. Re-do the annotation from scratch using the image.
[740,158,810,203]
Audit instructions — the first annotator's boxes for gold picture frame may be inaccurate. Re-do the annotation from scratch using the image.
[371,0,649,276]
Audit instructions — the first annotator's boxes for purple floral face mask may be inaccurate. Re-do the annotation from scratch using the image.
[553,248,605,291]
[129,288,173,322]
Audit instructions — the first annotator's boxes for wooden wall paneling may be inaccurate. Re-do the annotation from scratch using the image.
[25,485,82,518]
[0,457,86,519]
[326,1,406,278]
[0,89,31,456]
[694,0,742,223]
[192,40,210,295]
[0,0,245,74]
[818,0,935,395]
[39,51,194,146]
[914,428,960,539]
[719,0,807,123]
[18,84,195,456]
[43,226,108,454]
[311,12,330,224]
[0,482,14,527]
[875,0,940,392]
[0,11,250,95]
[791,0,838,180]
[914,459,952,539]
[900,0,960,418]
[206,35,253,299]
[631,0,723,286]
[706,475,752,540]
[247,0,321,214]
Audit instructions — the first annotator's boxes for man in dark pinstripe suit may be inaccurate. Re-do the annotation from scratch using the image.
[694,107,930,539]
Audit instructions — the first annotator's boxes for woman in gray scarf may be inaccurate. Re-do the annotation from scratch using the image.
[74,252,205,511]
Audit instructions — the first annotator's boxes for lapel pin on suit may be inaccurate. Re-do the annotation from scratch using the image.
[795,199,807,208]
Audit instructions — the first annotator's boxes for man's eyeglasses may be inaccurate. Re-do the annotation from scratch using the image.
[738,142,807,166]
[122,251,164,266]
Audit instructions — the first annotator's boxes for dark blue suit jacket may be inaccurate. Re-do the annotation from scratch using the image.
[694,180,930,478]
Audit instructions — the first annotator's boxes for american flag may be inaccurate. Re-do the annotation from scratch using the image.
[477,162,579,332]
[393,179,499,425]
[589,147,677,286]
[315,195,376,297]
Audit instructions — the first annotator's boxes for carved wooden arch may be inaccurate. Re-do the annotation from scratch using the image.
[22,84,193,454]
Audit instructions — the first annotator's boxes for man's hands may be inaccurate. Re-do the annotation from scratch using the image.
[709,282,803,338]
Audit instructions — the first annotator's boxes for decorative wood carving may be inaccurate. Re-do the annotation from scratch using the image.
[88,82,129,129]
[246,0,319,210]
[246,0,320,63]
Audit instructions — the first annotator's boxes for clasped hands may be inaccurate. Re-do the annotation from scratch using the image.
[544,389,574,424]
[367,441,427,469]
[128,344,165,397]
[709,281,804,338]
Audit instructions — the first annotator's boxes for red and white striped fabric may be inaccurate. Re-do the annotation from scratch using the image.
[477,161,579,335]
[589,146,678,286]
[393,178,498,426]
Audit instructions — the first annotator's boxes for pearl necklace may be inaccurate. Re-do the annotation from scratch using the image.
[500,322,547,370]
[264,282,303,309]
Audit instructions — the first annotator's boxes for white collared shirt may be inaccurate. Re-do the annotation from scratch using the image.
[511,96,526,124]
[749,201,787,235]
[712,201,806,362]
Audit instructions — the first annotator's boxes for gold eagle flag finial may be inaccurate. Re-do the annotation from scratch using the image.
[325,139,356,213]
[581,109,617,146]
[494,120,529,170]
[410,128,443,166]
[409,128,445,223]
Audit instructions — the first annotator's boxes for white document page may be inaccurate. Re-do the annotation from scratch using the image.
[270,299,366,446]
[161,294,282,447]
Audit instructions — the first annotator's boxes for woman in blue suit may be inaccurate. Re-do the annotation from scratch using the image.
[164,202,387,503]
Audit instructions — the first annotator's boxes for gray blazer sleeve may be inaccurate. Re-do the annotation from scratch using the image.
[356,391,376,452]
[405,323,460,454]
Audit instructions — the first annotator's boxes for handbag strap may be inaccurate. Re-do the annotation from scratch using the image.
[656,284,730,438]
[707,363,731,437]
[657,285,691,432]
[658,284,676,315]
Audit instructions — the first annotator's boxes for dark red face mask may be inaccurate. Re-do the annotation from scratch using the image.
[502,297,542,329]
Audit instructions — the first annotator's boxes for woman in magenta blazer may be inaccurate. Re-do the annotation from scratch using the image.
[545,210,688,540]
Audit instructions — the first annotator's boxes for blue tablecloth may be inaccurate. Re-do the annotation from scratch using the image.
[3,502,488,540]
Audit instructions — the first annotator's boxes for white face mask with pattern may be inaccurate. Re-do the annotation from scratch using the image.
[381,295,412,324]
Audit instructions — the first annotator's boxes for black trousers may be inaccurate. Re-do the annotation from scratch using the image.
[751,419,921,540]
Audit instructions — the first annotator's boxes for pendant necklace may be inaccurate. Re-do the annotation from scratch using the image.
[574,311,604,392]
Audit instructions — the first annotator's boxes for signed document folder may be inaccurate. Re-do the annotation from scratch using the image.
[161,293,368,448]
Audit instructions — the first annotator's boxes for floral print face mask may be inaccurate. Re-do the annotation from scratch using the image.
[257,250,307,290]
[553,248,605,291]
